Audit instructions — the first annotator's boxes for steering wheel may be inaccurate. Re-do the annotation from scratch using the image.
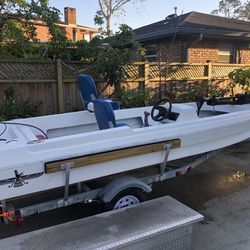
[151,98,172,121]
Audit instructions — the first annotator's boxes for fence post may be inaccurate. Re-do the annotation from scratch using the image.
[208,62,212,82]
[144,60,150,88]
[57,59,64,113]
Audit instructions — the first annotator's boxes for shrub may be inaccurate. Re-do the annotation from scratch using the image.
[229,68,250,94]
[0,84,41,121]
[119,89,151,108]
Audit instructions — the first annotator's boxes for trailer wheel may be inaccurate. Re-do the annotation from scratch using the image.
[105,188,146,211]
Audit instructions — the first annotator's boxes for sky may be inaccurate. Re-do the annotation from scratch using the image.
[49,0,221,30]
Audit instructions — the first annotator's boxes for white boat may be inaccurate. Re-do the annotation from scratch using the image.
[1,75,250,202]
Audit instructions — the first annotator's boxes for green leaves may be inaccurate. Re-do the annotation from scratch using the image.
[94,10,104,28]
[0,19,35,58]
[90,24,145,96]
[0,84,41,121]
[211,0,250,20]
[96,46,125,87]
[119,89,151,108]
[0,0,68,59]
[229,68,250,93]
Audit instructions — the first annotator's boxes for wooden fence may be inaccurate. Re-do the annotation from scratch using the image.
[0,59,249,115]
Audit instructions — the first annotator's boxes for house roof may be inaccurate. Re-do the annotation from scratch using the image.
[57,22,99,32]
[134,11,250,42]
[6,13,98,33]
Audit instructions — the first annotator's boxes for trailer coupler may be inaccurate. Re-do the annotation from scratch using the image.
[0,209,24,226]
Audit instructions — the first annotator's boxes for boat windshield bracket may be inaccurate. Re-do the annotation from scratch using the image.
[60,162,74,205]
[160,144,172,179]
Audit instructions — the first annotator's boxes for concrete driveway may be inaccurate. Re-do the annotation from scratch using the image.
[1,141,250,249]
[150,140,250,250]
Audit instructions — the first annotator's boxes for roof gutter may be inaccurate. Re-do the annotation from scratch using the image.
[136,27,250,42]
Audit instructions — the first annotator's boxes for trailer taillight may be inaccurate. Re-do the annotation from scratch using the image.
[0,209,24,226]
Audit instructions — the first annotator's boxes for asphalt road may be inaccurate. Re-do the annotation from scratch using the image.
[1,141,250,242]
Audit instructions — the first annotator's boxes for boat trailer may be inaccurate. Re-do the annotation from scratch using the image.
[0,145,216,226]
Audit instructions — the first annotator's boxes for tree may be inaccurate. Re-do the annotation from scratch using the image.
[83,24,146,97]
[94,10,104,30]
[0,0,36,58]
[229,68,250,94]
[211,0,250,20]
[0,0,69,59]
[240,1,250,20]
[95,0,145,35]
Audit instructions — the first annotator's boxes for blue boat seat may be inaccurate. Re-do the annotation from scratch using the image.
[93,99,126,130]
[77,74,120,110]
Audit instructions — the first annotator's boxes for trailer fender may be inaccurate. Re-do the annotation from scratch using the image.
[99,176,152,203]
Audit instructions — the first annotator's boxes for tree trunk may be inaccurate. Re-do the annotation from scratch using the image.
[106,15,111,35]
[114,82,123,99]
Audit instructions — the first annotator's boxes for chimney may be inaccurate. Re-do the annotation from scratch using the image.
[165,7,178,20]
[64,7,76,25]
[174,7,178,15]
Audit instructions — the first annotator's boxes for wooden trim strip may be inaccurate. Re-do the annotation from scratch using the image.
[45,139,181,174]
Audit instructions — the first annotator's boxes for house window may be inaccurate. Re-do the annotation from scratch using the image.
[218,43,235,63]
[144,46,157,62]
[181,45,188,63]
[84,33,90,42]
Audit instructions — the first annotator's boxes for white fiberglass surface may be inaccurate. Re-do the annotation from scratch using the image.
[1,102,250,146]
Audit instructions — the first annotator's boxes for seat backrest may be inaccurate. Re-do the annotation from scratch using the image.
[77,74,97,108]
[93,99,116,130]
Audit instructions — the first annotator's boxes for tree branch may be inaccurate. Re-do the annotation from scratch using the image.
[98,0,107,18]
[112,0,131,13]
[97,0,145,33]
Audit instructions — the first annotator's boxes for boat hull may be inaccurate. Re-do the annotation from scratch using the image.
[1,105,250,201]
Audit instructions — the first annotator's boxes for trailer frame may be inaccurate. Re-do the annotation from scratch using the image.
[0,144,217,225]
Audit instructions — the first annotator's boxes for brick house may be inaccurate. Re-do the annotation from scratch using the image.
[33,7,98,42]
[134,11,250,64]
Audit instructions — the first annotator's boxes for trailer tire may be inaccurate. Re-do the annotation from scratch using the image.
[104,188,146,211]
